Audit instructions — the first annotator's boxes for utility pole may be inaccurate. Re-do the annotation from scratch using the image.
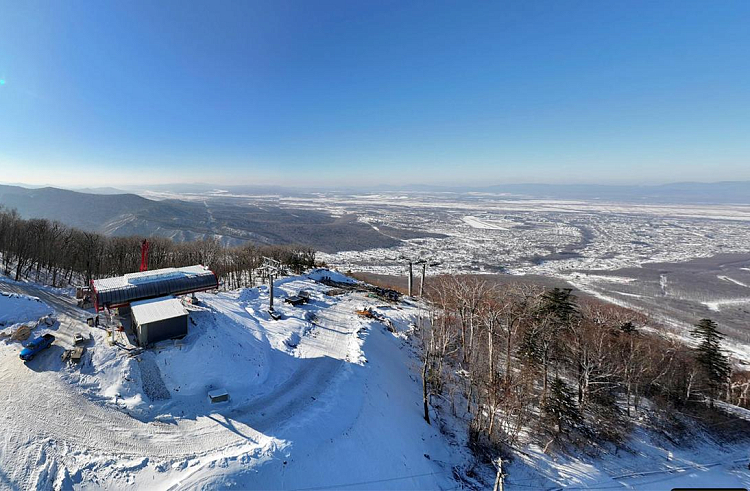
[493,457,504,491]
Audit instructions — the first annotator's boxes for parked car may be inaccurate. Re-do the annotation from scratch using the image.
[74,333,85,345]
[19,334,55,361]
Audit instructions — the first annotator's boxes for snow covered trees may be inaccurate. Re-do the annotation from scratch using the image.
[690,318,731,407]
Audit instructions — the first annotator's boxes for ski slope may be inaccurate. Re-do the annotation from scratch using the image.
[0,273,459,490]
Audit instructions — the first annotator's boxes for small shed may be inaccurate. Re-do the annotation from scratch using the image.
[131,296,188,346]
[208,389,229,403]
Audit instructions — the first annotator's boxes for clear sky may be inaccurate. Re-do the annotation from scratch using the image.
[0,1,748,188]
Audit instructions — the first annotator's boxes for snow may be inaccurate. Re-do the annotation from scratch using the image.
[1,269,748,490]
[131,296,187,324]
[0,270,459,490]
[462,215,509,230]
[307,268,357,284]
[718,274,750,288]
[0,291,52,326]
[702,298,750,312]
[505,424,750,490]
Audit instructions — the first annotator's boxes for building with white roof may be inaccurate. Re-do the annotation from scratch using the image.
[131,296,188,345]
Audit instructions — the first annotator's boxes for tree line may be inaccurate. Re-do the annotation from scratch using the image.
[0,206,316,288]
[418,276,748,456]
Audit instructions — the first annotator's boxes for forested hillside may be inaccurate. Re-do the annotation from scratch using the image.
[0,205,315,288]
[0,185,416,252]
[417,276,750,459]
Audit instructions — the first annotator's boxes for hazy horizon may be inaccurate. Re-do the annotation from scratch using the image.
[4,177,750,198]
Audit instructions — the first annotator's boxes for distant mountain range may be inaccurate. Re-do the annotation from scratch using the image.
[0,184,426,252]
[5,180,749,204]
[354,181,750,204]
[118,180,750,204]
[483,181,750,204]
[1,180,747,252]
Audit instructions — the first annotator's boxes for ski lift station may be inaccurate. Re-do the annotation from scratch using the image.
[91,265,218,311]
[90,265,218,345]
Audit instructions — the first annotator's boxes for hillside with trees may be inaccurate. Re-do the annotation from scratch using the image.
[0,185,426,252]
[0,205,315,289]
[417,276,750,470]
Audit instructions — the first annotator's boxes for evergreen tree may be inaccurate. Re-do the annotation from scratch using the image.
[538,288,579,401]
[540,288,578,328]
[620,321,637,334]
[690,318,731,407]
[519,326,543,365]
[543,377,582,434]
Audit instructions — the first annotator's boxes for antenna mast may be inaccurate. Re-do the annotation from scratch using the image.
[140,239,150,272]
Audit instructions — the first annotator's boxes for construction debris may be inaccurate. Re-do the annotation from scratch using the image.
[325,288,349,296]
[356,308,377,319]
[70,346,85,363]
[10,324,33,341]
[355,307,395,332]
[62,346,86,363]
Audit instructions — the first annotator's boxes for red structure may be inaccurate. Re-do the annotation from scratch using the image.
[140,239,150,272]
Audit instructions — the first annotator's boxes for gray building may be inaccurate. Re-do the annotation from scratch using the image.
[131,296,188,346]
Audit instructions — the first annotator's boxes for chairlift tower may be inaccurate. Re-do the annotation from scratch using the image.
[397,256,415,296]
[408,261,414,296]
[420,260,442,296]
[398,256,441,297]
[258,257,281,311]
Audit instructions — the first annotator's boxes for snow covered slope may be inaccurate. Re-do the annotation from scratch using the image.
[0,291,52,327]
[2,270,748,490]
[504,423,750,490]
[0,272,460,490]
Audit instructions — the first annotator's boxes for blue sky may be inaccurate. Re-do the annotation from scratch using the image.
[0,1,748,187]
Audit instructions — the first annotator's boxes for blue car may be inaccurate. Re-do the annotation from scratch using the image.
[19,333,55,361]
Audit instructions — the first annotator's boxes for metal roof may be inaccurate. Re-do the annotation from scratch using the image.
[208,389,229,398]
[92,265,218,308]
[131,296,187,325]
